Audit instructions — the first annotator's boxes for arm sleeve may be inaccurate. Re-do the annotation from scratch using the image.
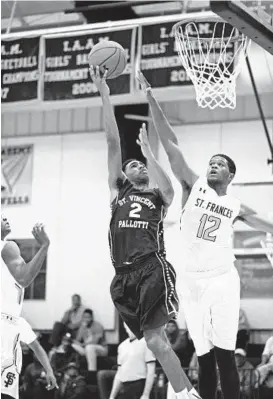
[19,317,37,345]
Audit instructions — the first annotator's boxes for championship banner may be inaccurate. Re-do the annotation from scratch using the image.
[139,20,235,88]
[1,145,34,206]
[1,37,40,102]
[43,27,136,101]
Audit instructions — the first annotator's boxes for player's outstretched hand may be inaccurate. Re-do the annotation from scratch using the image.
[32,223,50,248]
[89,65,110,96]
[136,71,151,94]
[45,371,58,391]
[137,123,152,159]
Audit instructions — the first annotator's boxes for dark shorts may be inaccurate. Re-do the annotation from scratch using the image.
[110,252,179,339]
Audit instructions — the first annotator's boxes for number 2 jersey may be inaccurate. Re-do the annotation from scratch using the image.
[180,177,241,278]
[109,179,166,267]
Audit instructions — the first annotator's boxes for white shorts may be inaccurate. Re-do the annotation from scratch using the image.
[1,363,20,399]
[1,315,20,371]
[180,267,240,356]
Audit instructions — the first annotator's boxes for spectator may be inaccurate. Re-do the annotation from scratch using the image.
[55,362,89,399]
[71,309,108,381]
[97,323,156,399]
[50,295,86,347]
[236,308,250,351]
[61,295,86,338]
[165,320,194,368]
[50,333,78,377]
[234,348,257,398]
[256,336,273,391]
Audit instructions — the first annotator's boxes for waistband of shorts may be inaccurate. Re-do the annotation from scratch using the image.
[184,264,233,279]
[115,253,158,274]
[123,378,146,386]
[1,312,19,324]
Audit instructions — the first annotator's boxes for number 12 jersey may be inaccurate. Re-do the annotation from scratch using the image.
[180,177,241,278]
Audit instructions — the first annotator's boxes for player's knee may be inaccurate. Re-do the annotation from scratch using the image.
[144,328,170,355]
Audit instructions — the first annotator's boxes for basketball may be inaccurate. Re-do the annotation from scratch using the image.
[88,41,127,80]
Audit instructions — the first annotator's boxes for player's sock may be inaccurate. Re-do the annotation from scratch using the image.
[215,346,240,399]
[198,349,217,399]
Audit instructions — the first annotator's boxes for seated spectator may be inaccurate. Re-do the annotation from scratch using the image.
[236,308,250,351]
[49,333,78,378]
[50,295,86,347]
[256,336,273,390]
[61,295,86,338]
[234,348,258,398]
[165,320,194,368]
[55,362,89,399]
[71,309,108,381]
[97,323,156,399]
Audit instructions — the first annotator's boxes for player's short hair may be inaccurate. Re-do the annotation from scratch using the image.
[122,159,136,172]
[210,154,236,175]
[84,308,93,317]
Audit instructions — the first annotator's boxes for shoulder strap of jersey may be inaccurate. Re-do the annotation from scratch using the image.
[111,178,132,208]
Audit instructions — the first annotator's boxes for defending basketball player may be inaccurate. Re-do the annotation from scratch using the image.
[1,216,52,398]
[137,71,273,399]
[90,65,201,399]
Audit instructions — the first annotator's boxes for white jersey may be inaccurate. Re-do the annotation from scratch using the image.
[180,177,241,278]
[1,240,24,317]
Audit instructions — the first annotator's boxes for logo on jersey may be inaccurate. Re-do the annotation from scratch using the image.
[195,198,233,219]
[4,372,16,387]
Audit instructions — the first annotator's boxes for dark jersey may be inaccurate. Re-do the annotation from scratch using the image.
[109,179,166,267]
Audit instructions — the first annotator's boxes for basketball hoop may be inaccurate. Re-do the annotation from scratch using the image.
[172,17,251,109]
[260,233,273,268]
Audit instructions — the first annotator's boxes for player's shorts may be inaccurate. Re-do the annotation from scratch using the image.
[180,266,240,356]
[110,252,179,339]
[1,363,20,399]
[1,314,21,399]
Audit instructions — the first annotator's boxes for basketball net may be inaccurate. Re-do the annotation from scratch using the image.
[172,17,251,109]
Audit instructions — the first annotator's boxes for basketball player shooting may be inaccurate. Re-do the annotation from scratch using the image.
[90,65,201,399]
[137,71,273,399]
[1,216,57,398]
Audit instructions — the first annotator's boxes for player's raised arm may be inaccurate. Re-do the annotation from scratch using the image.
[237,203,273,233]
[90,66,125,201]
[1,223,50,288]
[137,123,174,208]
[137,71,198,190]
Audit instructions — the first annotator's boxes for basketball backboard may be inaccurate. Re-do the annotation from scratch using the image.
[210,0,273,55]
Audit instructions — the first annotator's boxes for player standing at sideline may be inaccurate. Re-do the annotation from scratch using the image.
[137,71,273,399]
[1,215,57,398]
[90,65,201,399]
[1,317,57,399]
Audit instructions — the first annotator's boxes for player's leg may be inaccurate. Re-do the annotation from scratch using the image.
[210,268,241,399]
[110,271,143,339]
[182,290,217,399]
[197,349,217,399]
[143,326,194,395]
[140,254,201,398]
